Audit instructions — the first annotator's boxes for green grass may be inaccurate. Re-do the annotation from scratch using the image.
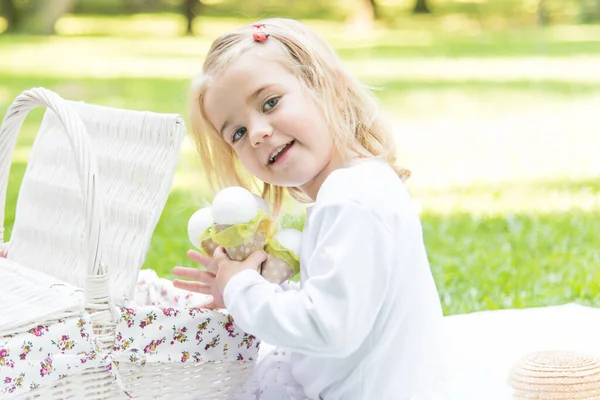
[420,179,600,314]
[426,210,600,314]
[1,15,600,316]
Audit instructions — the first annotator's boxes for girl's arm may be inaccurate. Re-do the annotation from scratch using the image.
[223,201,393,358]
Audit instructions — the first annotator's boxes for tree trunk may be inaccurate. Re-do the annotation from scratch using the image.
[413,0,431,14]
[183,0,196,36]
[22,0,76,34]
[367,0,378,19]
[537,0,549,26]
[183,0,204,36]
[347,0,376,29]
[1,0,20,31]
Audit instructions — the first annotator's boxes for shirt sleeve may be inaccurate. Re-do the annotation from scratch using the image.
[223,201,393,358]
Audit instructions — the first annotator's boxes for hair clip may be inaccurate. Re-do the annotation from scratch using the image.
[252,23,269,42]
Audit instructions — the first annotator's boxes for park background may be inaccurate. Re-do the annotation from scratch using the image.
[1,0,599,316]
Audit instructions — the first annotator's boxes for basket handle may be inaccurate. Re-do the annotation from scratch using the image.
[0,88,113,321]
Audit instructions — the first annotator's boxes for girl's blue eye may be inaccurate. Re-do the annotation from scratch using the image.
[263,97,279,112]
[232,126,247,143]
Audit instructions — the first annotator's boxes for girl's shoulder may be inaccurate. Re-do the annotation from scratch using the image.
[315,159,414,218]
[317,159,403,199]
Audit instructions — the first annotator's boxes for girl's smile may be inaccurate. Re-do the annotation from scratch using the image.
[267,140,295,165]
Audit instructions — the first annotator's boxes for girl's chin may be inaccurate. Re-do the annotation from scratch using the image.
[263,166,326,189]
[264,181,308,188]
[262,175,313,188]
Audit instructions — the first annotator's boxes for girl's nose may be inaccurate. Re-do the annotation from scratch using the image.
[249,123,273,147]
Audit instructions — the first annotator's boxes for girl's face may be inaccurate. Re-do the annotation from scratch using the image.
[203,43,339,200]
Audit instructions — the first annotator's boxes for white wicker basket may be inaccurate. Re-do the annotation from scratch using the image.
[0,88,259,399]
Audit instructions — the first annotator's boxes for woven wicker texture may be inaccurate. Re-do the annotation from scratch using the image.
[0,88,129,399]
[4,97,185,304]
[1,88,259,399]
[117,362,256,399]
[509,351,600,400]
[0,258,82,336]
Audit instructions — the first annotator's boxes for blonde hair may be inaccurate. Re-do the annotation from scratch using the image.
[189,18,409,214]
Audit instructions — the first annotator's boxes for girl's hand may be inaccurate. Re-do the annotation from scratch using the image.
[172,250,225,310]
[213,247,267,294]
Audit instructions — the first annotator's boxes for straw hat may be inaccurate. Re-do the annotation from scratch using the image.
[508,351,600,399]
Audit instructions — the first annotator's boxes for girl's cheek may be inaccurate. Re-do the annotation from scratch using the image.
[237,154,262,177]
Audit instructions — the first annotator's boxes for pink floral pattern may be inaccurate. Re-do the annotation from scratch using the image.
[112,305,260,364]
[1,316,98,397]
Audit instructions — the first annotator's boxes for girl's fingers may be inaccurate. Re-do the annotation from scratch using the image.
[172,267,215,282]
[187,250,212,267]
[173,279,211,294]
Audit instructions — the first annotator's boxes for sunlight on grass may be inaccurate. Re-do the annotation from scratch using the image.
[56,13,187,37]
[350,57,600,84]
[3,15,600,82]
[56,14,270,39]
[391,94,600,192]
[546,24,600,42]
[413,180,600,216]
[438,13,482,33]
[2,35,599,83]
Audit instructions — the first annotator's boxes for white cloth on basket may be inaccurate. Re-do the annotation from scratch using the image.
[131,269,261,400]
[134,269,213,307]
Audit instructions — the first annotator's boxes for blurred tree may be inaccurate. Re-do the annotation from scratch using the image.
[123,0,162,13]
[3,0,76,34]
[123,0,136,12]
[347,0,377,28]
[1,0,19,31]
[537,0,549,25]
[183,0,203,35]
[23,0,76,34]
[579,0,600,22]
[145,0,160,10]
[413,0,431,14]
[367,0,378,19]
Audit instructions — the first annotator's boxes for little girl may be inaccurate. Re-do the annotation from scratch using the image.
[173,18,447,400]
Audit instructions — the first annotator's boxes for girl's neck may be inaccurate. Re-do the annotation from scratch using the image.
[299,148,366,201]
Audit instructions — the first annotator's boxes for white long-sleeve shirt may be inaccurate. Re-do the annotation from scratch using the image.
[224,159,447,400]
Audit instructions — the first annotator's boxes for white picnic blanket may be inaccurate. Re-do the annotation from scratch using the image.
[256,303,600,399]
[443,303,600,399]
